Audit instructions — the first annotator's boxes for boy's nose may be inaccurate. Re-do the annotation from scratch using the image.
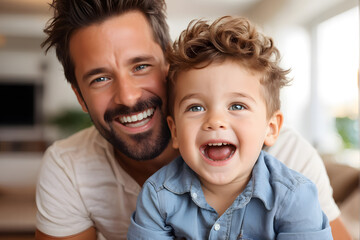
[113,75,142,107]
[202,111,227,130]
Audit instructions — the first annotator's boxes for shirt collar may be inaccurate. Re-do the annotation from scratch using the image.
[162,151,276,211]
[250,151,275,210]
[163,156,197,194]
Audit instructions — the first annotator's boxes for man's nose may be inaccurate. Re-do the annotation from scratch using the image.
[113,75,142,106]
[202,110,227,131]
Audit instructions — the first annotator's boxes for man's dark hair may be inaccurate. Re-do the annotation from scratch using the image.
[42,0,171,90]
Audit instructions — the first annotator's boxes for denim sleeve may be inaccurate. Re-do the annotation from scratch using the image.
[127,181,173,240]
[275,178,333,240]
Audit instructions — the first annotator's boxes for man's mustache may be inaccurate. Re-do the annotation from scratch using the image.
[104,96,163,123]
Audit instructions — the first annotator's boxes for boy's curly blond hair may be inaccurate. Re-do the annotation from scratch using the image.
[167,16,291,118]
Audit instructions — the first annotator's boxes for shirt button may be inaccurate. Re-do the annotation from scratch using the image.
[191,192,197,199]
[214,223,220,231]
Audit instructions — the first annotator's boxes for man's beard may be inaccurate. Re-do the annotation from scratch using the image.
[90,96,171,161]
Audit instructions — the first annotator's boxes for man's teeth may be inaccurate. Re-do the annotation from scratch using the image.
[207,143,229,146]
[120,108,155,124]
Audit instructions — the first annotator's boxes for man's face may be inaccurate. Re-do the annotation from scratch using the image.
[69,11,171,160]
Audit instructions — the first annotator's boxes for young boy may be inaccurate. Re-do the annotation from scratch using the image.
[128,16,333,239]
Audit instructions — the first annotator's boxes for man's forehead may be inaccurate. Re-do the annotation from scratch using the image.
[69,11,165,70]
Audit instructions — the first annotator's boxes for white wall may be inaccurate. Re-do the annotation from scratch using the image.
[1,0,356,140]
[0,14,81,142]
[41,50,80,117]
[240,0,359,146]
[0,0,358,187]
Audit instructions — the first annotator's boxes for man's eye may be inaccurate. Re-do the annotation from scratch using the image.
[93,77,109,83]
[134,64,149,72]
[187,105,205,112]
[229,104,245,111]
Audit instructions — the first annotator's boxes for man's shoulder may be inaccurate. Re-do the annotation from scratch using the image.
[45,126,110,163]
[265,126,319,169]
[52,126,97,147]
[276,126,312,148]
[50,126,102,149]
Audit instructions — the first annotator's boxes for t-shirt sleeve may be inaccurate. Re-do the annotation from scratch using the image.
[265,126,340,221]
[36,145,93,237]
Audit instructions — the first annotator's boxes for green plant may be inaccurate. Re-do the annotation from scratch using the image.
[335,117,359,149]
[48,109,93,136]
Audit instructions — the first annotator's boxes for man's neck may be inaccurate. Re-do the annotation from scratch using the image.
[114,144,179,186]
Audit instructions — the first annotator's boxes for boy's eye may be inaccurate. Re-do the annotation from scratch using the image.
[229,104,245,111]
[187,105,205,112]
[134,64,149,72]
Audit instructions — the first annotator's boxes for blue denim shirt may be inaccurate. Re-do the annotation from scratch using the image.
[128,151,332,240]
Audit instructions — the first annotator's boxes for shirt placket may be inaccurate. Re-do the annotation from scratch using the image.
[208,201,249,239]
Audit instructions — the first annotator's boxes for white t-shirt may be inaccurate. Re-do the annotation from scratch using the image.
[36,126,340,240]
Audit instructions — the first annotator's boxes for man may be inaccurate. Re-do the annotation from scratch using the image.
[35,0,351,239]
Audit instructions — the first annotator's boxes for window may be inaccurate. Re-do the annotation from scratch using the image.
[313,6,359,166]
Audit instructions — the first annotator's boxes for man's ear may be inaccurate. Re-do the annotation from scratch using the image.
[71,85,88,113]
[164,62,170,83]
[167,116,179,149]
[264,110,283,147]
[165,62,170,74]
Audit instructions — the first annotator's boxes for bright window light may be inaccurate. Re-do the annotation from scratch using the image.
[315,6,359,166]
[317,7,359,118]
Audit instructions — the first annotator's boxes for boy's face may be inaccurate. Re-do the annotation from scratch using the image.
[167,60,282,188]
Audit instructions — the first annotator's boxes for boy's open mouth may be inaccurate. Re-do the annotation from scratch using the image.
[200,142,236,161]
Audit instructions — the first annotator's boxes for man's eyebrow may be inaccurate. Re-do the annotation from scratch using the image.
[127,55,157,65]
[82,56,157,81]
[82,68,107,82]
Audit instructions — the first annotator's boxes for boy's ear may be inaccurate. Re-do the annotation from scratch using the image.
[264,110,283,147]
[167,116,179,149]
[71,85,88,113]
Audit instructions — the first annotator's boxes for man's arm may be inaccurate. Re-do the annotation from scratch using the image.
[36,145,94,238]
[35,227,96,240]
[330,218,352,240]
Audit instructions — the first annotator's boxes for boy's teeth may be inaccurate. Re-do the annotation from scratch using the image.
[207,143,228,146]
[120,108,155,124]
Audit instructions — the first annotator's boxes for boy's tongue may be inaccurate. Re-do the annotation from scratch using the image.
[205,145,233,161]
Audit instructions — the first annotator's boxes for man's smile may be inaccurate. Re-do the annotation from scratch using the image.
[104,96,163,131]
[118,108,155,127]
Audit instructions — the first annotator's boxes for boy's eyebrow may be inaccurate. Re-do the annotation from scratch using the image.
[178,93,202,106]
[178,92,257,105]
[230,92,257,103]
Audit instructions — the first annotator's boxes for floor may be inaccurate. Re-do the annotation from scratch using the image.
[0,193,36,240]
[0,152,41,240]
[0,233,35,240]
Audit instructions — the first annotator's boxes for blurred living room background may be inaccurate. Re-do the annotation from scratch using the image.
[0,0,358,239]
